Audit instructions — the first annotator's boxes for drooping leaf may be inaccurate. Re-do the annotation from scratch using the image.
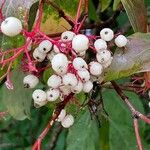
[113,0,121,11]
[104,32,150,82]
[101,0,112,12]
[103,89,150,150]
[1,69,33,120]
[121,0,147,32]
[66,109,100,150]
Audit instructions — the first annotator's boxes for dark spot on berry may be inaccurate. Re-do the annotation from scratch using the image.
[36,96,39,99]
[63,36,68,40]
[49,94,53,97]
[24,83,30,88]
[105,31,108,35]
[43,48,46,51]
[36,56,40,60]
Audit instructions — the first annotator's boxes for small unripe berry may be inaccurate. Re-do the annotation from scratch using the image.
[47,75,62,88]
[46,88,60,102]
[61,114,74,128]
[51,53,68,75]
[100,28,114,41]
[94,39,107,52]
[89,61,103,76]
[32,89,47,107]
[72,34,89,52]
[33,48,46,62]
[77,69,90,82]
[57,109,66,122]
[62,73,78,87]
[61,31,75,42]
[38,40,53,53]
[1,17,22,36]
[83,80,93,93]
[96,50,111,64]
[115,35,128,47]
[71,80,83,93]
[23,74,39,88]
[73,57,88,70]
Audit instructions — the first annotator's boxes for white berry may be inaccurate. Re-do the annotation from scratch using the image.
[61,31,75,42]
[61,114,74,128]
[23,74,39,88]
[1,17,22,37]
[59,85,71,96]
[96,49,111,64]
[73,57,88,70]
[71,80,83,93]
[33,48,46,62]
[77,69,90,82]
[32,89,47,107]
[89,61,103,76]
[57,109,66,122]
[38,40,53,53]
[94,39,107,53]
[102,57,113,68]
[72,34,89,52]
[47,51,56,61]
[47,75,62,88]
[51,53,68,75]
[62,73,78,87]
[100,28,114,41]
[115,35,128,47]
[46,88,60,101]
[83,80,93,93]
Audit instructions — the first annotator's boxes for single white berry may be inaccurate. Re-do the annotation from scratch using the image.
[100,28,114,41]
[59,85,71,96]
[62,73,78,87]
[32,89,47,107]
[23,74,39,88]
[83,80,93,93]
[102,57,113,68]
[115,35,128,47]
[1,17,22,36]
[57,109,66,122]
[96,49,111,64]
[94,39,107,53]
[89,61,103,76]
[71,80,83,93]
[61,31,75,42]
[61,114,74,128]
[38,40,53,53]
[51,53,68,75]
[47,51,56,61]
[72,34,89,52]
[53,45,60,53]
[47,75,62,88]
[46,88,60,102]
[33,48,46,62]
[73,57,88,70]
[77,69,90,82]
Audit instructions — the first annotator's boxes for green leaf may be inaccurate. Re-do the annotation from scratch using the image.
[101,0,112,12]
[1,69,33,120]
[104,32,150,82]
[103,89,149,150]
[88,0,98,21]
[113,0,121,11]
[121,0,147,32]
[66,109,100,150]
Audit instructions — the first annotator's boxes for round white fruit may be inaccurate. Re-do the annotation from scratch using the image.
[89,61,103,76]
[47,75,62,88]
[1,17,22,36]
[96,49,111,64]
[73,57,88,70]
[38,40,53,53]
[83,80,93,93]
[115,35,128,47]
[61,114,74,128]
[57,109,66,122]
[59,85,71,96]
[102,57,113,68]
[23,74,39,88]
[33,48,46,62]
[46,88,60,101]
[72,34,89,52]
[94,39,107,53]
[61,31,75,42]
[100,28,114,41]
[77,69,90,82]
[71,80,83,93]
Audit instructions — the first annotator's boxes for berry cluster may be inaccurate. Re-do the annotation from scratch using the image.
[1,16,128,128]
